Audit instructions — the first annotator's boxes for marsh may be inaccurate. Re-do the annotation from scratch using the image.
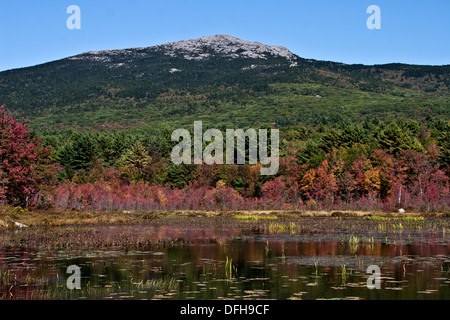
[0,215,448,300]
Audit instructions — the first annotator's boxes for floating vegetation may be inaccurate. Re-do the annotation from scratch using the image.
[141,277,179,291]
[370,216,391,221]
[371,216,425,222]
[402,217,425,222]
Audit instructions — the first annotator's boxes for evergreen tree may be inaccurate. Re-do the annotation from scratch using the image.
[118,141,152,182]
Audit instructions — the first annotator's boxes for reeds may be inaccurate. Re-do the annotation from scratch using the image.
[233,214,278,221]
[267,222,298,234]
[224,256,237,280]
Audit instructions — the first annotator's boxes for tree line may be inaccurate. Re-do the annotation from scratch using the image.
[1,105,448,212]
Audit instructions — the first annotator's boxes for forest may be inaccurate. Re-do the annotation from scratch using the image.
[1,42,449,214]
[1,104,448,213]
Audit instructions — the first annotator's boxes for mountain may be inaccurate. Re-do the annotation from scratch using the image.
[0,34,448,132]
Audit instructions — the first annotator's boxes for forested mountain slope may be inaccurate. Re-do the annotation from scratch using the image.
[0,35,448,132]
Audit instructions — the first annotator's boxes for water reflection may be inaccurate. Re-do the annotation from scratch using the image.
[0,217,449,300]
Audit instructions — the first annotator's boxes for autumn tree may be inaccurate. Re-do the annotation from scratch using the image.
[350,155,380,197]
[261,177,285,206]
[0,106,37,206]
[300,160,337,205]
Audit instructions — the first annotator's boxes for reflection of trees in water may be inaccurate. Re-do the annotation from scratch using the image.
[0,220,448,300]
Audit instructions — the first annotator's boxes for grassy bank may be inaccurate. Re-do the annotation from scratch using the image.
[0,206,448,229]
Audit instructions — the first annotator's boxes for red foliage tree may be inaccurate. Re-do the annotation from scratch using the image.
[261,177,285,207]
[0,106,37,206]
[390,149,449,210]
[312,160,338,204]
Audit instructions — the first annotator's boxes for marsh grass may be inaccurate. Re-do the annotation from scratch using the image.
[233,214,278,221]
[314,259,319,276]
[267,222,298,234]
[370,216,425,222]
[377,223,405,231]
[0,209,441,232]
[225,256,237,280]
[348,235,360,254]
[341,264,347,286]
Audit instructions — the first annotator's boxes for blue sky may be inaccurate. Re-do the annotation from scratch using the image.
[0,0,449,71]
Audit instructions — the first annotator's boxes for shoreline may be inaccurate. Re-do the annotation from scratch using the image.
[0,209,448,229]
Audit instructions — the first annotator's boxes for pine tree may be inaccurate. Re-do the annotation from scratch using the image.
[118,141,152,182]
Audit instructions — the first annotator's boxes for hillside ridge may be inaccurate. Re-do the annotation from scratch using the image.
[0,35,448,131]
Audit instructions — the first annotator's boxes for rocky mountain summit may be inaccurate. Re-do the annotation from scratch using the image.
[69,34,297,65]
[156,34,297,61]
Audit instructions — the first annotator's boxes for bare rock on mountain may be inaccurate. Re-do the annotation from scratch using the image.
[157,34,297,61]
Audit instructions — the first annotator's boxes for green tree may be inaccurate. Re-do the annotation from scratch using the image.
[118,141,152,182]
[57,133,97,179]
[165,164,197,189]
[378,123,423,154]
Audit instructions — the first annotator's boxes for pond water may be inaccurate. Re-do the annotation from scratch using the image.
[0,216,449,300]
